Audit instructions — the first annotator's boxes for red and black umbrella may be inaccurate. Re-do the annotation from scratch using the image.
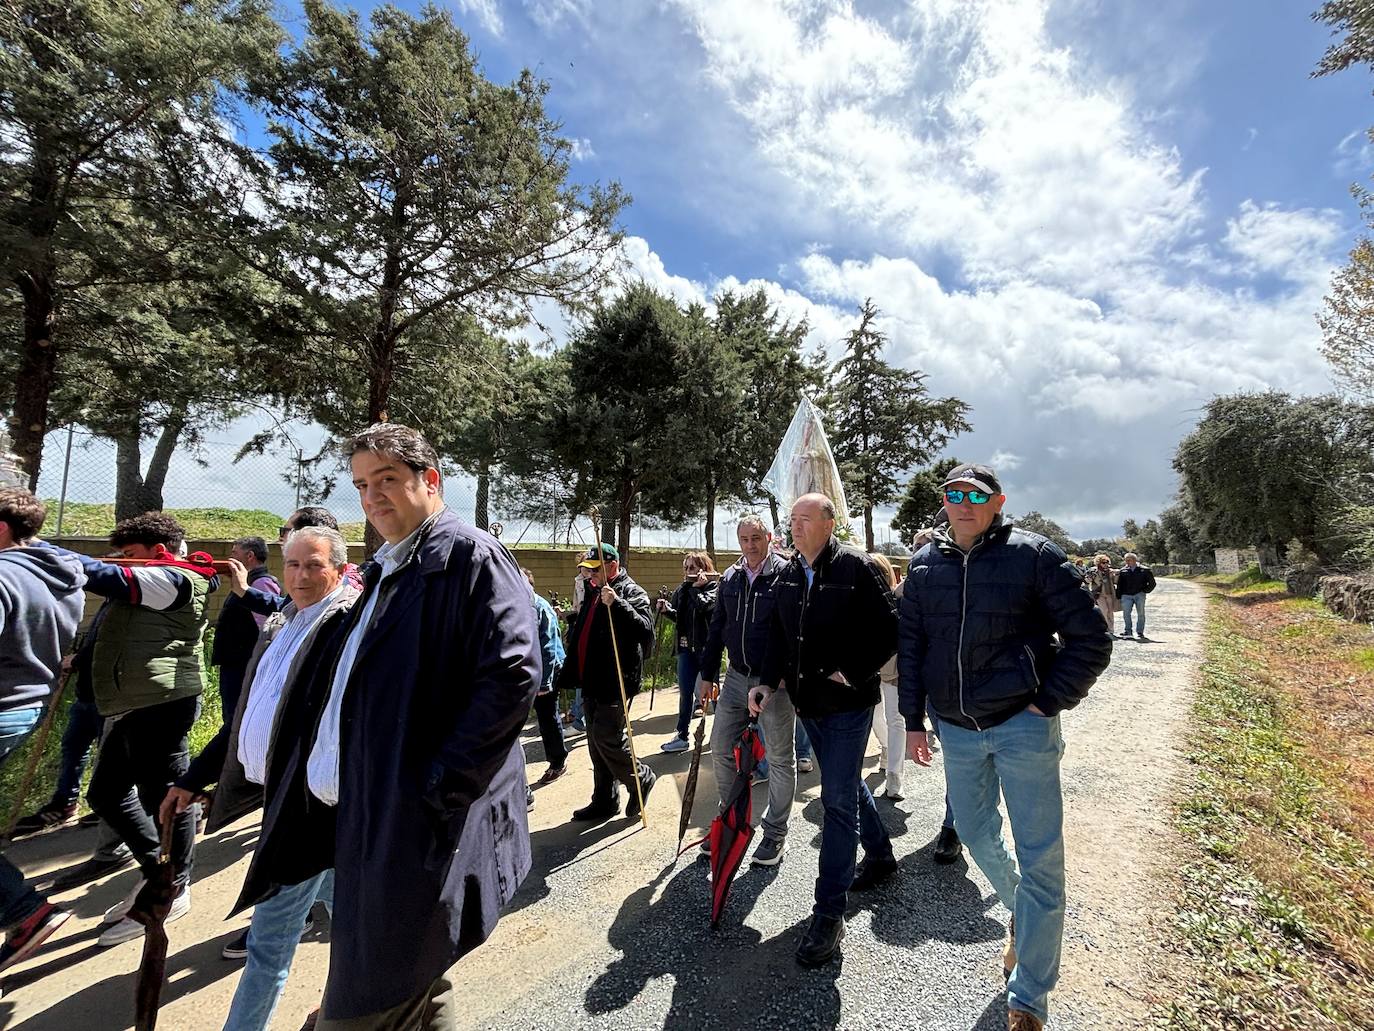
[680,720,766,927]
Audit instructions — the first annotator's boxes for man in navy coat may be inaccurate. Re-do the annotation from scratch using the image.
[233,423,540,1029]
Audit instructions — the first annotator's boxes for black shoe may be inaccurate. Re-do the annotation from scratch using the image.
[933,826,962,864]
[795,914,845,967]
[221,917,314,961]
[572,799,620,822]
[625,769,657,820]
[850,854,899,892]
[47,853,136,892]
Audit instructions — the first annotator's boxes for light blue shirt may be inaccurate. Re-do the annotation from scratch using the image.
[306,515,435,805]
[798,553,816,590]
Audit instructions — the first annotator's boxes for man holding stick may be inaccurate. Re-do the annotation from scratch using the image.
[555,542,657,823]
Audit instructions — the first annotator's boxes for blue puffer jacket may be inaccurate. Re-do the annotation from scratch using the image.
[898,517,1112,732]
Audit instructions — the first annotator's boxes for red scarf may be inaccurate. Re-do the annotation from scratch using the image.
[576,592,600,677]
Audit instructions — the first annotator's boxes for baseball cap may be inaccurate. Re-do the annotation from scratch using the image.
[578,543,620,569]
[940,463,1002,496]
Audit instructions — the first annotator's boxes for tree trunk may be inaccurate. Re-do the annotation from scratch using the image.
[864,504,875,552]
[474,461,490,530]
[600,501,616,546]
[704,482,717,559]
[617,479,635,562]
[11,270,58,490]
[112,412,188,521]
[768,494,780,534]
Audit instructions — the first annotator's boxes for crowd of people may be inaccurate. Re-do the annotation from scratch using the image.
[0,434,1140,1031]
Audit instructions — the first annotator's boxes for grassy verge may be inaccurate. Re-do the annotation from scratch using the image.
[1162,573,1374,1029]
[44,502,288,541]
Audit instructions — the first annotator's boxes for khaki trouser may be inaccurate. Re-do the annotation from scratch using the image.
[710,667,797,840]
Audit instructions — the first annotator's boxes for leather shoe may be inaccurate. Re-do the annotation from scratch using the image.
[625,768,657,819]
[795,914,845,967]
[933,825,962,864]
[1008,1009,1043,1031]
[849,854,898,892]
[571,799,620,822]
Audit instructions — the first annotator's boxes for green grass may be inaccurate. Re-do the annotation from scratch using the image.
[44,501,288,541]
[1161,588,1374,1030]
[0,634,224,827]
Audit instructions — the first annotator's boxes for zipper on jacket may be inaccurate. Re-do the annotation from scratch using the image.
[1023,644,1041,686]
[957,545,983,731]
[740,571,754,673]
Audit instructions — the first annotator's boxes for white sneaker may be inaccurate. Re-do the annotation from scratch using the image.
[101,878,146,925]
[97,885,190,947]
[797,757,814,773]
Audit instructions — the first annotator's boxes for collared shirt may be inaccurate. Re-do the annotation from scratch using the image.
[306,514,436,806]
[237,583,346,786]
[743,557,765,585]
[798,552,816,590]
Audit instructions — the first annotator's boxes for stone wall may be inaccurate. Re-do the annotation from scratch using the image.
[47,537,741,625]
[1156,563,1217,576]
[1318,573,1374,624]
[1214,546,1279,574]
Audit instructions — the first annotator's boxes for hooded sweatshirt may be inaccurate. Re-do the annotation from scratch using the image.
[0,545,86,714]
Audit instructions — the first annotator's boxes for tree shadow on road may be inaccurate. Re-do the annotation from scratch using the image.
[586,861,842,1029]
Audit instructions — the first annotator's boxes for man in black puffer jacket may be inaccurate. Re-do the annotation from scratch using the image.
[755,493,898,969]
[898,463,1111,1031]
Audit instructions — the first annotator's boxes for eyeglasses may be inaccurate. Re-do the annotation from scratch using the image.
[944,489,991,505]
[278,526,293,538]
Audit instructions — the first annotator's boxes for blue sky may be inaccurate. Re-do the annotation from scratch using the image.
[43,1,1371,548]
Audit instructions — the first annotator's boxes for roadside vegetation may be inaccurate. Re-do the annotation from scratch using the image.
[1162,568,1374,1029]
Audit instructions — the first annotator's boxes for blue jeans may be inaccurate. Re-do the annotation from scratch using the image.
[802,708,894,919]
[926,705,956,830]
[674,650,704,738]
[939,707,1066,1024]
[1120,593,1146,636]
[223,869,334,1031]
[795,719,812,761]
[53,697,104,808]
[0,706,47,927]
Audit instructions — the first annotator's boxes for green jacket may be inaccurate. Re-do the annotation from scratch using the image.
[91,570,211,715]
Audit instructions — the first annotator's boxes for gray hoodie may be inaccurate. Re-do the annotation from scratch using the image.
[0,546,86,713]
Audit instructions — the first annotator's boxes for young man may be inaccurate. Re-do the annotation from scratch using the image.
[233,423,540,1029]
[163,526,360,1030]
[899,463,1113,1031]
[555,543,657,823]
[1115,552,1156,641]
[700,515,795,867]
[41,513,217,946]
[0,488,85,973]
[755,494,899,966]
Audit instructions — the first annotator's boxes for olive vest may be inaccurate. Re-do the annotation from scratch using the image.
[91,570,211,715]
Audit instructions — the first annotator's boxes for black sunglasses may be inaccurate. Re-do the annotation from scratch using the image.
[278,525,293,537]
[944,489,992,505]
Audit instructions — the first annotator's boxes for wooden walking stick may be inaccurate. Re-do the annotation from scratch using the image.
[589,509,648,830]
[4,667,75,837]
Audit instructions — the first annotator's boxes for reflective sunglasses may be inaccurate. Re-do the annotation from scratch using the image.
[944,489,991,505]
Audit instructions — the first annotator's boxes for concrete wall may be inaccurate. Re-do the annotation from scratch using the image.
[47,537,742,623]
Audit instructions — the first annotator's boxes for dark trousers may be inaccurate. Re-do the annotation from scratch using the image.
[1,706,46,927]
[218,662,248,724]
[802,707,894,919]
[533,690,568,769]
[52,696,104,808]
[674,649,705,739]
[583,696,648,805]
[87,694,199,886]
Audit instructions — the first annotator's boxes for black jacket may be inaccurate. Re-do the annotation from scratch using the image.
[898,517,1113,733]
[702,551,788,680]
[554,570,655,703]
[663,578,718,656]
[212,565,278,668]
[760,537,898,718]
[1115,564,1156,596]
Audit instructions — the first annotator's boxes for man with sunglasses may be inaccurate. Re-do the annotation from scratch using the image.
[898,463,1112,1031]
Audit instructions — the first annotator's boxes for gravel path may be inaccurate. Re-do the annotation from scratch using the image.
[0,579,1204,1030]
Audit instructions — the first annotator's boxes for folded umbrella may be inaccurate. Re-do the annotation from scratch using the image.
[679,720,766,927]
[675,713,709,853]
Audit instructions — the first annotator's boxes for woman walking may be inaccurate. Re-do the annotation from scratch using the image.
[659,551,719,752]
[1086,553,1119,636]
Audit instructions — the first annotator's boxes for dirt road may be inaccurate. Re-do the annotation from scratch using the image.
[0,578,1204,1030]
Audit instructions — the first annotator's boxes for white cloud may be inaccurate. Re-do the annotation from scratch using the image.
[1222,200,1345,279]
[448,0,503,35]
[569,137,596,161]
[1334,128,1374,179]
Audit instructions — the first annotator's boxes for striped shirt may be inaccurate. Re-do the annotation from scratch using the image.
[237,584,346,786]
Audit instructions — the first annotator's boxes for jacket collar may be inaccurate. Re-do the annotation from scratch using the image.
[799,534,842,576]
[933,515,1013,557]
[734,550,788,580]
